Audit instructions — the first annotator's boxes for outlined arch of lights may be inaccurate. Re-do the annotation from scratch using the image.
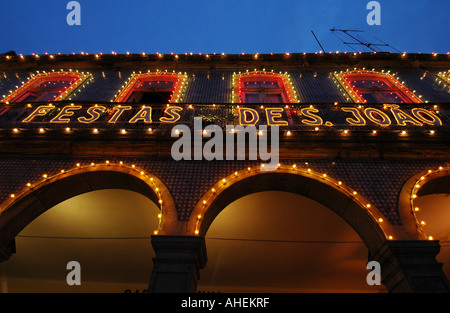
[437,70,450,92]
[190,163,394,240]
[231,70,299,104]
[112,70,188,103]
[2,161,169,236]
[408,166,450,241]
[333,69,424,104]
[1,70,93,104]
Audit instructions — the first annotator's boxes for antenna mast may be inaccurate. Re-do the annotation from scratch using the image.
[330,28,400,53]
[311,30,326,53]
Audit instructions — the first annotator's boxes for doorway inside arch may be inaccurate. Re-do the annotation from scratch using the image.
[198,191,387,293]
[0,189,159,293]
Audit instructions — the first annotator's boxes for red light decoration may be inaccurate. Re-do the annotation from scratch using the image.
[232,71,299,104]
[334,69,423,104]
[1,71,92,104]
[113,71,188,103]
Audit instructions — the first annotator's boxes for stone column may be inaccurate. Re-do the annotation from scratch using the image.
[148,235,207,293]
[0,238,15,263]
[371,240,450,293]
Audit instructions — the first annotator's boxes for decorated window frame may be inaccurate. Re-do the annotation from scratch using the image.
[232,71,299,104]
[333,69,423,104]
[113,71,188,103]
[1,70,92,104]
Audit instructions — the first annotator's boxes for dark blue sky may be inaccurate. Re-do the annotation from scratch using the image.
[1,0,449,55]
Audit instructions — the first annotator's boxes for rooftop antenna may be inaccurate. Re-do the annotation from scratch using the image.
[311,30,326,53]
[330,28,401,53]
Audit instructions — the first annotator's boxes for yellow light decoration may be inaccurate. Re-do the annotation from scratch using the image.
[409,166,449,241]
[333,69,423,104]
[231,70,299,104]
[0,161,165,236]
[437,71,450,92]
[1,70,93,104]
[113,71,188,103]
[191,163,391,239]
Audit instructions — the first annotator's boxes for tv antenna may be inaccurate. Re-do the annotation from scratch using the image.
[330,28,401,53]
[311,30,326,53]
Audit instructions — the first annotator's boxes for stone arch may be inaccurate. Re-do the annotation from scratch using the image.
[188,164,395,255]
[0,163,179,261]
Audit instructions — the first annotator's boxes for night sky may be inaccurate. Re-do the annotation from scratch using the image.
[0,0,449,55]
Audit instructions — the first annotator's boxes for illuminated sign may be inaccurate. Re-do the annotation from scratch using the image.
[0,102,447,132]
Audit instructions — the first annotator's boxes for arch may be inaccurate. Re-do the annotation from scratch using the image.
[398,165,450,241]
[0,162,179,259]
[333,69,423,104]
[188,164,396,254]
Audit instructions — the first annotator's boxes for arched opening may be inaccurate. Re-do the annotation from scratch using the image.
[0,165,178,292]
[198,191,387,293]
[0,189,159,292]
[407,170,450,281]
[189,168,391,292]
[414,194,450,280]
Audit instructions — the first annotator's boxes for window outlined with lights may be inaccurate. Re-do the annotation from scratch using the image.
[232,71,299,104]
[334,70,423,104]
[113,71,188,104]
[1,71,92,104]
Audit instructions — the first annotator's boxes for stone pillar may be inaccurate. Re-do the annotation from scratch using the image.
[148,235,207,293]
[371,240,450,293]
[0,238,15,263]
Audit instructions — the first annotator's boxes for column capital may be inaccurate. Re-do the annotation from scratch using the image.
[371,240,450,293]
[148,235,207,293]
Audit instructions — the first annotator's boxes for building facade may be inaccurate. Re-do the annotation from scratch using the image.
[0,52,449,293]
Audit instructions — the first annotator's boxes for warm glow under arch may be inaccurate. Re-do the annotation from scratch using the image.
[398,166,450,241]
[0,163,179,259]
[188,164,398,254]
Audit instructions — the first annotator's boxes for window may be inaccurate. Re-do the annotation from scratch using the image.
[232,71,299,104]
[114,72,188,104]
[334,70,422,104]
[437,70,450,92]
[1,71,92,103]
